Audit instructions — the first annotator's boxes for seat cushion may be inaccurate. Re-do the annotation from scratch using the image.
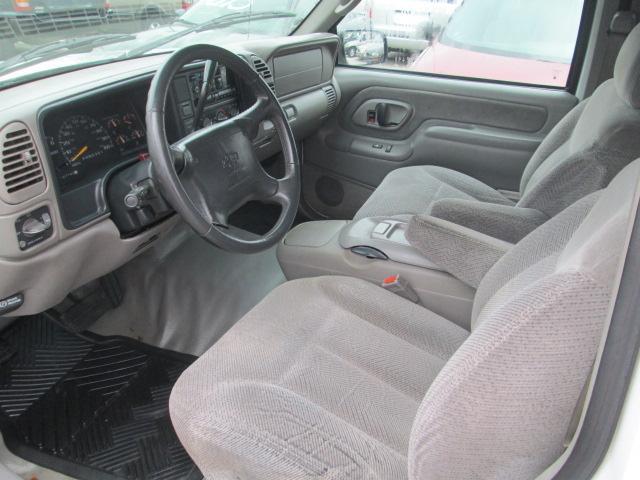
[353,165,513,220]
[170,276,469,480]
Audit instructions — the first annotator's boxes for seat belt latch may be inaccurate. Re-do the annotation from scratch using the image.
[381,274,420,303]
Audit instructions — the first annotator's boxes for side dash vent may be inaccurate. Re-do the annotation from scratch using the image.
[323,85,337,112]
[0,122,45,204]
[250,55,276,94]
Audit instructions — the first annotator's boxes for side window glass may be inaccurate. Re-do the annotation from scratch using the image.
[336,0,585,88]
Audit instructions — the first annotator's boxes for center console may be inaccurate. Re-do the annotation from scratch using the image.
[277,217,475,329]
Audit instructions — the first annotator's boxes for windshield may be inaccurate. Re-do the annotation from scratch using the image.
[440,0,584,63]
[0,0,320,89]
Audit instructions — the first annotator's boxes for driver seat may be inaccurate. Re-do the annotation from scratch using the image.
[169,159,639,479]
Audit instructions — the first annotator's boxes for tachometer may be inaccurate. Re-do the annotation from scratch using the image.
[58,115,114,166]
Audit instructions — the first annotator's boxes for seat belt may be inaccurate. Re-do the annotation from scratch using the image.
[592,0,638,90]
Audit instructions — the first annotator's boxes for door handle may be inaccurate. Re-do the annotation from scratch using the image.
[375,103,399,127]
[364,101,411,129]
[358,99,413,130]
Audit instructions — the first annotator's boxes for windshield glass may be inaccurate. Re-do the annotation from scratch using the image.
[440,0,584,63]
[0,0,320,89]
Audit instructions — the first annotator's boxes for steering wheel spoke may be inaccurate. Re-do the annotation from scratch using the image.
[235,96,272,139]
[173,156,224,222]
[253,171,293,206]
[147,43,300,253]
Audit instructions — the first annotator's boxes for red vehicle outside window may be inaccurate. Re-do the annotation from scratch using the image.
[412,0,585,87]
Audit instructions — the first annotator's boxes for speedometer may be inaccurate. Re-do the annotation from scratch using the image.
[58,115,114,166]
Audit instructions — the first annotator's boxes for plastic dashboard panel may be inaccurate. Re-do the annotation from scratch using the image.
[0,33,340,317]
[35,34,340,232]
[273,48,324,97]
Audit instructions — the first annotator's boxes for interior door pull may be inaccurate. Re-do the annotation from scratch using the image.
[353,99,413,130]
[375,103,399,127]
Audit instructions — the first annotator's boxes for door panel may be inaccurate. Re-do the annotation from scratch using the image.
[302,67,579,219]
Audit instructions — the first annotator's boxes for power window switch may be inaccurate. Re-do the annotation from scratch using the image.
[372,143,384,149]
[385,145,393,153]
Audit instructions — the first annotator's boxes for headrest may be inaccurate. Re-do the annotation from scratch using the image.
[615,24,640,108]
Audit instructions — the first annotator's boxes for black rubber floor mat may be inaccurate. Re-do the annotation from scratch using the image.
[0,315,202,480]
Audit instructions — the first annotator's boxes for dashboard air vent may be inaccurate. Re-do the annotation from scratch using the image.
[250,55,276,94]
[323,85,337,112]
[0,122,45,204]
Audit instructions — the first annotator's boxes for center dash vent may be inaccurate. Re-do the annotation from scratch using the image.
[250,55,276,94]
[0,122,46,205]
[323,85,337,112]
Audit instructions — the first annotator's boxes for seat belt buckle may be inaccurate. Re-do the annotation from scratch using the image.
[381,274,420,303]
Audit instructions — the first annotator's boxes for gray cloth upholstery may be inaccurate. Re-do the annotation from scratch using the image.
[410,163,636,479]
[518,79,640,217]
[352,24,640,241]
[471,192,601,329]
[518,100,588,193]
[614,20,640,108]
[352,165,513,221]
[170,158,640,479]
[406,214,513,288]
[170,276,469,479]
[428,198,548,243]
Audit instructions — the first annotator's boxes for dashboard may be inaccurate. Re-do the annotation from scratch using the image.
[41,61,242,229]
[0,33,340,317]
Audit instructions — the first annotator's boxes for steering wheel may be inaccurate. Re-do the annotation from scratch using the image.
[146,44,300,253]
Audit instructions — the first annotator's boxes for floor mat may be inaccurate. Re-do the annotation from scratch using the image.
[0,315,202,480]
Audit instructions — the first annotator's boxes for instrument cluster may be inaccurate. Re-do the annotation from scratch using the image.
[44,96,146,194]
[40,61,241,229]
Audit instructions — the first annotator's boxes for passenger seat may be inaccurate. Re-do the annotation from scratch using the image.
[169,155,640,480]
[353,24,640,243]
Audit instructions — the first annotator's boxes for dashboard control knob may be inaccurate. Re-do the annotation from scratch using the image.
[124,186,149,209]
[15,206,54,250]
[21,213,52,237]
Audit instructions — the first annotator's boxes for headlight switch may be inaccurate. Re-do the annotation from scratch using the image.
[15,206,54,251]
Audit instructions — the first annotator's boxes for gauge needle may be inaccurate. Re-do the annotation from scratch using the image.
[70,145,88,162]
